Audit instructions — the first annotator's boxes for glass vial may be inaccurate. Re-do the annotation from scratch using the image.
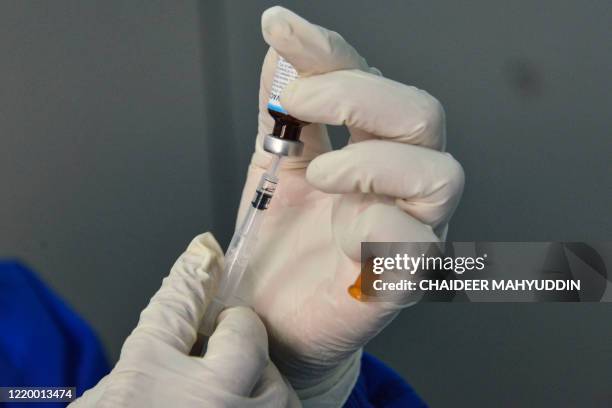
[264,56,308,156]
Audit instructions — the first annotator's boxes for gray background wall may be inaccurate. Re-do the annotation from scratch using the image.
[1,1,610,406]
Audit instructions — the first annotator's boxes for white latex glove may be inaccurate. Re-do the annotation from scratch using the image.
[71,233,300,408]
[232,6,465,406]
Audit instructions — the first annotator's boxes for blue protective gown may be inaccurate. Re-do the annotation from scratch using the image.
[0,260,425,407]
[0,261,109,407]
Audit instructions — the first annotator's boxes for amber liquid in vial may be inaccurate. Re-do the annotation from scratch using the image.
[268,109,308,142]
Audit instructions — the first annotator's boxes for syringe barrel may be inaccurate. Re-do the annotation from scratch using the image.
[199,168,279,337]
[200,205,263,336]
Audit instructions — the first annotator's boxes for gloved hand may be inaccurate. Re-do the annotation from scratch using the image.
[232,6,465,406]
[71,233,299,408]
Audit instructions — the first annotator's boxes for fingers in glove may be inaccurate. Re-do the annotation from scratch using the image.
[203,306,270,397]
[256,6,370,168]
[332,201,436,309]
[248,362,301,407]
[281,69,446,150]
[261,6,368,76]
[335,199,440,262]
[126,233,224,354]
[307,140,465,228]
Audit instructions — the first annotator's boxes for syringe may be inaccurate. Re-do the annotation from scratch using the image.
[200,56,307,339]
[200,154,283,336]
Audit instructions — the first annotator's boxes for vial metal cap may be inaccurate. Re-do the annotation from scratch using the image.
[263,134,304,157]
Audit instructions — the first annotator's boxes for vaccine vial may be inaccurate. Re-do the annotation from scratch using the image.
[264,56,308,157]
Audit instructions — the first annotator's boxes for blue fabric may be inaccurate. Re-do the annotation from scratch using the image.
[0,260,110,407]
[344,353,427,407]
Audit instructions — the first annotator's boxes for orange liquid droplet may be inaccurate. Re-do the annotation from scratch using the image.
[348,274,363,300]
[348,257,376,301]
